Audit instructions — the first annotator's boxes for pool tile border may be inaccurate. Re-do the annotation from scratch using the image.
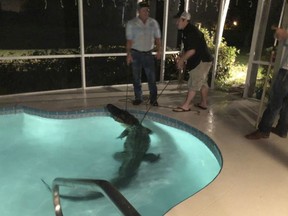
[0,105,222,166]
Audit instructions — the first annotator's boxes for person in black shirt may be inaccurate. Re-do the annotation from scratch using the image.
[172,11,213,112]
[245,27,288,139]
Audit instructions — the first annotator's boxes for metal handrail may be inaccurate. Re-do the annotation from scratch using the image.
[52,178,140,216]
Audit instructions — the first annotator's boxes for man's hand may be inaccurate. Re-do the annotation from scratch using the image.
[176,49,195,70]
[126,53,133,65]
[273,27,288,41]
[176,57,185,70]
[155,51,161,60]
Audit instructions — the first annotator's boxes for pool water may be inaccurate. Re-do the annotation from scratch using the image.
[0,111,221,216]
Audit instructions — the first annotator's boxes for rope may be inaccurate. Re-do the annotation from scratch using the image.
[125,64,130,111]
[140,79,172,124]
[123,60,177,123]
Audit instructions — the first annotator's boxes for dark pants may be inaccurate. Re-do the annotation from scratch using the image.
[258,68,288,135]
[131,50,157,103]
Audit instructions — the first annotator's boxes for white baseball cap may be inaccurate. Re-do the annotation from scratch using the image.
[179,11,191,20]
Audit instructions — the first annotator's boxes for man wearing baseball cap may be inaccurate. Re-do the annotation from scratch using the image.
[173,11,213,112]
[125,1,162,106]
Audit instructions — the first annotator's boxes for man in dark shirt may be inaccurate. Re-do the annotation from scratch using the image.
[245,27,288,139]
[173,11,213,112]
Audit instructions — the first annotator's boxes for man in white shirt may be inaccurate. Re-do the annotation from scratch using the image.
[126,1,162,106]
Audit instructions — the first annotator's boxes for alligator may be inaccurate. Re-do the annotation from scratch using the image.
[106,103,160,188]
[41,104,159,200]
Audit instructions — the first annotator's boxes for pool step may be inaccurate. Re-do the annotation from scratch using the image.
[51,177,140,216]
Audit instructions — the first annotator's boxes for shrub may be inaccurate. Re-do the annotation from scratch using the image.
[200,27,239,82]
[0,30,239,95]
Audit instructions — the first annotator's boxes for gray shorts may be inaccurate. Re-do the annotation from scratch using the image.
[187,61,212,91]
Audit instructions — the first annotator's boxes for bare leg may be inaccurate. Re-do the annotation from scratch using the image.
[199,85,209,108]
[180,89,196,110]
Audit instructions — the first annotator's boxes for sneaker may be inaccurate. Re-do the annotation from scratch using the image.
[132,99,142,105]
[271,127,287,138]
[150,101,158,106]
[245,130,270,140]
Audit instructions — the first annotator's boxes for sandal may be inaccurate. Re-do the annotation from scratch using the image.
[194,103,207,110]
[172,107,191,112]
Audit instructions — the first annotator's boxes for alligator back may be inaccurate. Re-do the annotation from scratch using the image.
[106,104,159,188]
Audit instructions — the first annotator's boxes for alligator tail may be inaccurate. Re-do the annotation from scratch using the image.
[41,178,52,192]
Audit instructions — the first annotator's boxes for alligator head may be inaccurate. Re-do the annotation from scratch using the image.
[106,104,140,126]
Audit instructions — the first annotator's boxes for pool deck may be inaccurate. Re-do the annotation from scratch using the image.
[1,82,288,216]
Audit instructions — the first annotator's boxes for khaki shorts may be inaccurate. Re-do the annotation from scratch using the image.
[187,61,212,91]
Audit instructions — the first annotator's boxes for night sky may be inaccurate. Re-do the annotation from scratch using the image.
[0,0,282,50]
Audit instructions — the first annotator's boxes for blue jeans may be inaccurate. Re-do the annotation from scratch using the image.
[131,50,157,103]
[258,68,288,135]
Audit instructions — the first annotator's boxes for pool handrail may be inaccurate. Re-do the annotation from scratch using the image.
[52,177,140,216]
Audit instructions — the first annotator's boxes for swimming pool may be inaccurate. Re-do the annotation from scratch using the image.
[0,105,222,216]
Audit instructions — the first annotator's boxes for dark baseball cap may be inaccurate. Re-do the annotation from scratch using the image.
[138,1,150,9]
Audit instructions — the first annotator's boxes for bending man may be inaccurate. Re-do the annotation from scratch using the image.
[173,11,213,112]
